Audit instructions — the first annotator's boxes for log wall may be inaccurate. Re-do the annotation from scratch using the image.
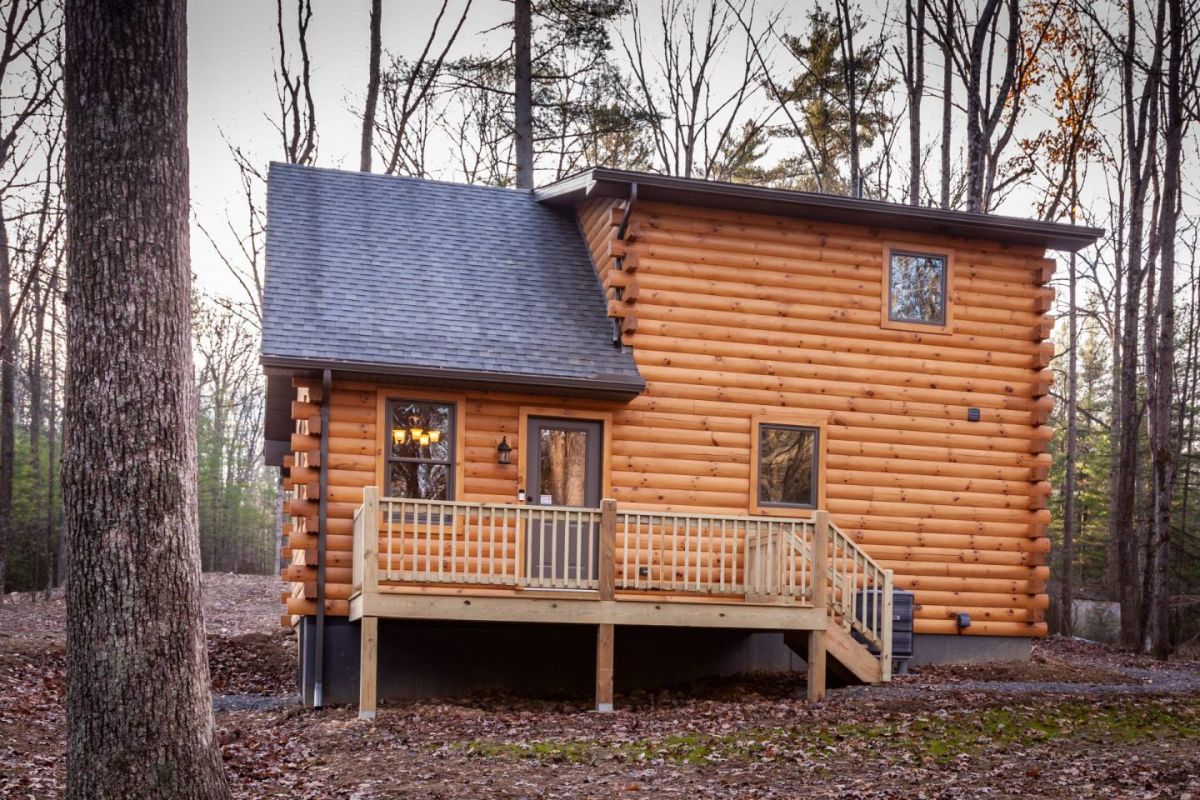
[577,197,1054,638]
[280,196,1056,639]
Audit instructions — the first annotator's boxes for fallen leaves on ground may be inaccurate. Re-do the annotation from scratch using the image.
[2,574,1199,799]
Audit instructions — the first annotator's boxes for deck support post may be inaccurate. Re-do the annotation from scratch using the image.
[359,616,378,719]
[806,630,827,702]
[808,510,830,702]
[599,498,617,601]
[595,623,614,712]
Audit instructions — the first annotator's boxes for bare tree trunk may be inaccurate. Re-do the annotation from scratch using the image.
[47,275,59,589]
[514,0,534,188]
[63,1,230,797]
[1106,167,1126,599]
[360,0,381,172]
[938,0,951,208]
[1147,0,1184,659]
[1114,0,1165,649]
[1060,203,1078,637]
[834,0,861,194]
[963,0,1018,213]
[0,215,13,603]
[28,294,45,593]
[905,0,925,205]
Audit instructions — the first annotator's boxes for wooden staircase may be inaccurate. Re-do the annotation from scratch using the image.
[783,516,895,695]
[784,625,884,687]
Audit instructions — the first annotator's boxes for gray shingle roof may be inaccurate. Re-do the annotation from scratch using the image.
[262,164,643,394]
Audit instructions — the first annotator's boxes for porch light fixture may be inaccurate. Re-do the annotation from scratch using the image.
[496,436,512,465]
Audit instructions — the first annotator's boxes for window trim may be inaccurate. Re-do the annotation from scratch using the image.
[749,413,827,517]
[375,389,466,501]
[881,243,955,334]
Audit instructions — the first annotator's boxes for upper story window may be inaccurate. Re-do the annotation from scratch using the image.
[755,422,820,511]
[387,399,455,500]
[883,246,953,333]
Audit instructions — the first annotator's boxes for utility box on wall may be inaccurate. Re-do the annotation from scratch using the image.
[853,589,916,675]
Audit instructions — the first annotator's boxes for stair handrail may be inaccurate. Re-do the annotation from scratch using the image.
[787,513,893,681]
[826,520,893,679]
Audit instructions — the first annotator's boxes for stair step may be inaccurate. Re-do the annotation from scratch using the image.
[784,624,883,687]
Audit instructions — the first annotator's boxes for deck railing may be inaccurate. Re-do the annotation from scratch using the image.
[373,494,603,590]
[350,488,892,679]
[615,510,813,600]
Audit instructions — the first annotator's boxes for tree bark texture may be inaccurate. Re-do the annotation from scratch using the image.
[360,0,381,172]
[938,0,951,208]
[0,211,13,602]
[906,0,925,206]
[1114,0,1164,648]
[63,2,231,797]
[1147,0,1182,658]
[1060,245,1077,637]
[514,0,534,188]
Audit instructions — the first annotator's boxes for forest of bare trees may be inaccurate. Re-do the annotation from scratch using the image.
[2,0,1199,660]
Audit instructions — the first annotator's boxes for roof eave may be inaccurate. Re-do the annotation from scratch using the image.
[536,167,1105,253]
[260,354,646,400]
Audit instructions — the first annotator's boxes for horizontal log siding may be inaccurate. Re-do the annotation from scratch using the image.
[280,198,1053,638]
[579,197,1053,638]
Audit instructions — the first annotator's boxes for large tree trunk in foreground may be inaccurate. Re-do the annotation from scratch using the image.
[63,2,230,798]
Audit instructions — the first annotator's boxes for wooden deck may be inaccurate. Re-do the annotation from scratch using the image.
[348,488,893,717]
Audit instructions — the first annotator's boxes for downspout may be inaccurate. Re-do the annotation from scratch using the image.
[616,181,638,241]
[612,182,637,346]
[314,368,331,708]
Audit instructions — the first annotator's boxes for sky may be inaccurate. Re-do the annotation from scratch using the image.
[187,1,511,301]
[183,0,1197,309]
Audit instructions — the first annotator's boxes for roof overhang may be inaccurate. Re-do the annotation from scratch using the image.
[536,167,1104,253]
[262,356,644,467]
[261,355,645,402]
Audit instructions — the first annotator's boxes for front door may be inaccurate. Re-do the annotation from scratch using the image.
[525,417,603,585]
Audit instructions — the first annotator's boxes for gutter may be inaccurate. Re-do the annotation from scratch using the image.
[535,167,1105,253]
[260,355,645,398]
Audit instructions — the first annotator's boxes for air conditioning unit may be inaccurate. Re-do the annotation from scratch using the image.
[852,588,915,675]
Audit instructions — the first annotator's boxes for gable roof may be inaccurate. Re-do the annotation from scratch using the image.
[536,167,1105,253]
[261,163,644,396]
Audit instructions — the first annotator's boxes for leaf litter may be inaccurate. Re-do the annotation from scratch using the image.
[2,573,1198,799]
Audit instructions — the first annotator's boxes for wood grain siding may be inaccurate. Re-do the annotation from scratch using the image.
[579,197,1053,638]
[281,197,1054,638]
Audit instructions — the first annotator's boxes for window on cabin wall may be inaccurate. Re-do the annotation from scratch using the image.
[756,423,819,510]
[386,399,455,500]
[883,246,953,333]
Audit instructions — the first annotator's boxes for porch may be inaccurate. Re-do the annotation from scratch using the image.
[348,488,893,717]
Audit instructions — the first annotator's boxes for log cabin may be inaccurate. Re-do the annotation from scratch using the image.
[261,163,1101,714]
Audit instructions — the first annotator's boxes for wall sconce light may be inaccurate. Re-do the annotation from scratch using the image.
[496,436,512,465]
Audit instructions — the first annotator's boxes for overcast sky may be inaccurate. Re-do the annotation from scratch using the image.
[188,1,514,300]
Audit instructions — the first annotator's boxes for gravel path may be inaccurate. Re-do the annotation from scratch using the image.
[213,693,299,713]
